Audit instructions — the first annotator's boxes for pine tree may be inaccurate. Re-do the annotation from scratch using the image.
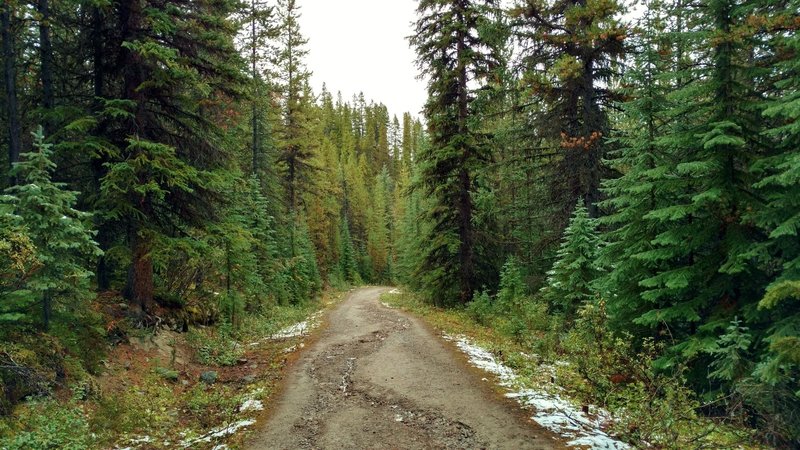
[367,167,392,281]
[338,217,362,285]
[598,0,675,330]
[542,199,602,320]
[411,0,503,304]
[2,128,101,330]
[96,0,246,315]
[512,0,625,220]
[273,0,316,236]
[745,2,800,438]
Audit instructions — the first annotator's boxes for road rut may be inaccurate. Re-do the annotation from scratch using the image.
[247,286,557,450]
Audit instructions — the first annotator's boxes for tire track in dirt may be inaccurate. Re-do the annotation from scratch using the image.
[247,287,560,450]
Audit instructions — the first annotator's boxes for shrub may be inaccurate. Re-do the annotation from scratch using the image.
[187,324,243,366]
[1,400,92,450]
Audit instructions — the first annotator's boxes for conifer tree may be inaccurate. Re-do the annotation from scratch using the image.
[745,2,800,435]
[338,217,361,284]
[512,0,625,220]
[543,199,602,320]
[273,0,316,236]
[597,0,674,329]
[411,0,503,304]
[367,167,392,280]
[97,0,246,315]
[2,128,101,330]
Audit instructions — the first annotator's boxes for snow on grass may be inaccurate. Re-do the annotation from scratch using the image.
[443,334,630,450]
[269,311,323,340]
[181,419,257,448]
[114,435,154,450]
[240,398,264,412]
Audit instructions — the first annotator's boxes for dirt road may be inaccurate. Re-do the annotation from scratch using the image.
[248,287,557,450]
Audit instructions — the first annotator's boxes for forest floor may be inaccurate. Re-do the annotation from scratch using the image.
[246,286,561,450]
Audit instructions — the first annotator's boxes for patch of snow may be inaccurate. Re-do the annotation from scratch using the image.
[240,399,264,412]
[269,311,323,340]
[443,334,629,450]
[114,435,154,450]
[181,419,256,448]
[387,288,401,294]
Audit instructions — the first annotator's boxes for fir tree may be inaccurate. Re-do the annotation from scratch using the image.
[512,0,625,220]
[598,0,675,330]
[543,199,602,320]
[2,128,101,330]
[410,0,503,304]
[97,0,246,315]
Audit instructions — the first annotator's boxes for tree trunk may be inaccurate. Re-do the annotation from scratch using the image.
[121,0,153,309]
[38,0,54,135]
[455,4,475,304]
[91,4,112,290]
[251,1,260,175]
[2,3,20,182]
[130,228,154,315]
[42,292,51,331]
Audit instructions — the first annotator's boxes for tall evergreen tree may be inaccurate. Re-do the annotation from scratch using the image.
[511,0,625,223]
[597,0,674,329]
[411,0,503,304]
[273,0,315,238]
[97,0,246,315]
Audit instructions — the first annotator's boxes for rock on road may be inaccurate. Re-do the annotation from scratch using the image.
[247,287,559,450]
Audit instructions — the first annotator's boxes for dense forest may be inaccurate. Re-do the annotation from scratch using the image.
[0,0,798,447]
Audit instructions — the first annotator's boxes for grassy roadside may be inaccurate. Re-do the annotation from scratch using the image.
[382,290,769,450]
[0,288,350,450]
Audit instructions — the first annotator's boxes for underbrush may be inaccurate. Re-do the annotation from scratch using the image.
[0,292,339,449]
[383,290,765,449]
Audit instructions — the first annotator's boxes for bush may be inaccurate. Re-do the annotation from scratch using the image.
[466,290,494,326]
[1,400,92,450]
[187,324,243,366]
[0,335,65,414]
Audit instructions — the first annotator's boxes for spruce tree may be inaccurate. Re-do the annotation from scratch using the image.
[96,0,246,315]
[512,0,625,220]
[746,2,800,437]
[2,128,101,330]
[273,0,316,238]
[543,199,602,320]
[598,0,675,330]
[410,0,503,304]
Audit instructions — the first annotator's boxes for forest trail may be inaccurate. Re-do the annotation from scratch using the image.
[247,286,559,450]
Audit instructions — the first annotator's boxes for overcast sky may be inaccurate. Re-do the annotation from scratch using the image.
[298,0,427,119]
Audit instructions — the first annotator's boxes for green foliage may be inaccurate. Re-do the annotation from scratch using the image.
[410,0,504,305]
[0,335,65,414]
[154,366,179,382]
[0,400,92,450]
[338,218,362,285]
[466,290,494,326]
[2,127,101,330]
[708,318,753,383]
[187,324,244,367]
[543,200,602,321]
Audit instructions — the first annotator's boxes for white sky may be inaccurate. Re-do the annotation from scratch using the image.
[298,0,427,119]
